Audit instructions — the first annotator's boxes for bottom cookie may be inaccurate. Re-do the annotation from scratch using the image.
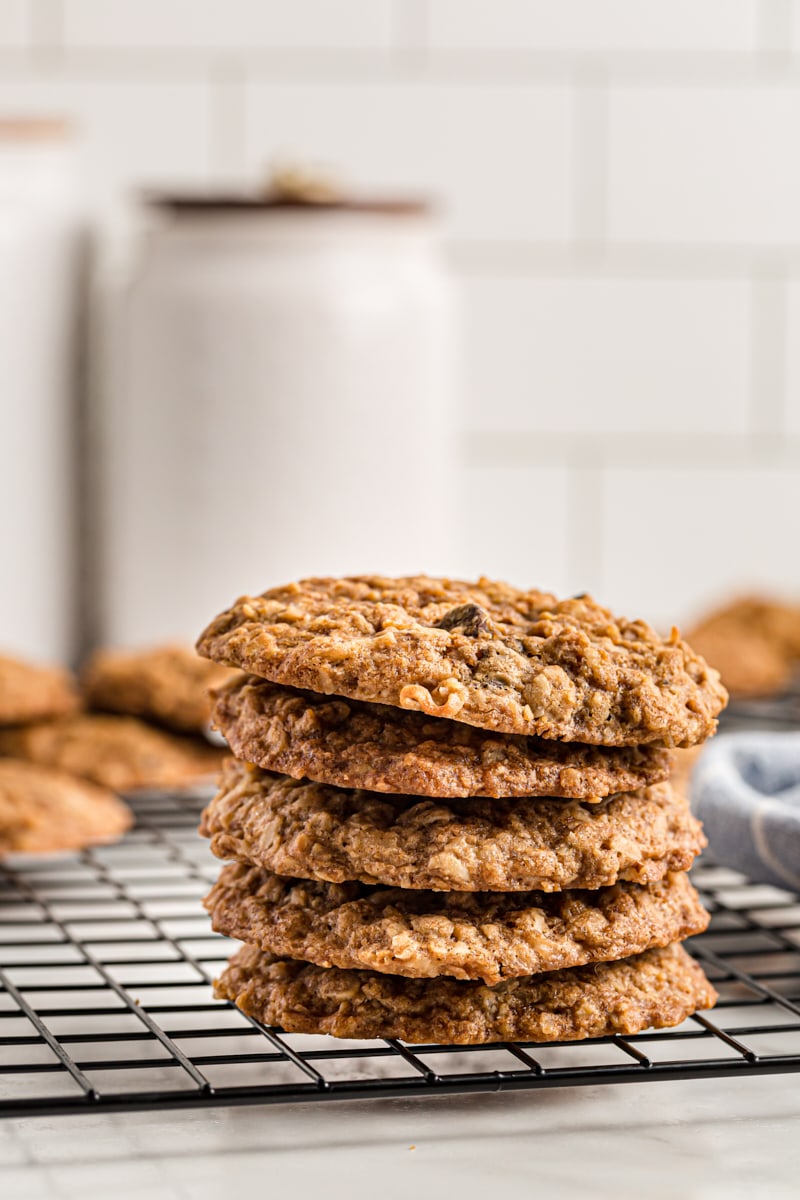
[214,942,716,1045]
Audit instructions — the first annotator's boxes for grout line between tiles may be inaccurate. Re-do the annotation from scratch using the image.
[13,46,800,85]
[460,430,800,470]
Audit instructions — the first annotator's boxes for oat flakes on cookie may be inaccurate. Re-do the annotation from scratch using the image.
[214,942,718,1044]
[0,713,223,792]
[0,653,80,726]
[211,675,672,799]
[197,576,726,748]
[205,864,709,985]
[83,644,237,734]
[0,759,131,855]
[200,759,705,893]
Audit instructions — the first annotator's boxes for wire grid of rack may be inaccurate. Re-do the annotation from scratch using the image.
[2,772,800,1117]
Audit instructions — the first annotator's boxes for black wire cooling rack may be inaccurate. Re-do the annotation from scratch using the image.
[2,784,800,1118]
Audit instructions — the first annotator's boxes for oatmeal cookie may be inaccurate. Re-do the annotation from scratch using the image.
[0,759,131,855]
[211,675,672,800]
[83,644,237,734]
[0,653,80,726]
[197,576,726,747]
[688,598,800,698]
[685,626,789,699]
[0,714,223,792]
[200,760,705,892]
[205,864,709,985]
[214,942,717,1043]
[704,597,800,660]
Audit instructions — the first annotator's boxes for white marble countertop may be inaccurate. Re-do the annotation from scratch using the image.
[2,1072,798,1200]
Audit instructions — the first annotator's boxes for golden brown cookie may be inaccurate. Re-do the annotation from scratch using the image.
[197,576,726,748]
[714,597,800,659]
[688,598,800,698]
[0,759,131,855]
[200,760,705,893]
[83,644,237,734]
[214,942,717,1044]
[0,653,80,726]
[211,675,672,800]
[0,714,223,792]
[687,624,790,699]
[205,864,709,985]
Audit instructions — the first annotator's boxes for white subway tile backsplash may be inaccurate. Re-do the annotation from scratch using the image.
[782,281,800,432]
[601,466,800,628]
[460,277,749,434]
[2,0,799,620]
[430,0,757,52]
[786,279,800,432]
[608,86,800,244]
[244,82,571,241]
[788,0,800,51]
[0,75,211,215]
[64,0,393,50]
[759,0,795,52]
[0,1,27,47]
[456,464,570,594]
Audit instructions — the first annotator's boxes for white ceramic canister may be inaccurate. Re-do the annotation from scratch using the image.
[97,197,456,646]
[0,121,86,664]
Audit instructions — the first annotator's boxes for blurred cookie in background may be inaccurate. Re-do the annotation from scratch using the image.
[0,759,131,855]
[83,644,237,735]
[684,624,791,699]
[0,652,80,726]
[687,596,800,699]
[0,713,223,793]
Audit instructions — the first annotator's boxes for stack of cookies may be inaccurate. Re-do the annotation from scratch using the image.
[197,576,727,1045]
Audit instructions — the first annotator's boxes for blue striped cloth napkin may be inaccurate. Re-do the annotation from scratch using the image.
[691,731,800,891]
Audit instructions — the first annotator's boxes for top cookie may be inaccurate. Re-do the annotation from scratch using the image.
[0,653,80,726]
[83,644,237,734]
[197,576,727,747]
[211,675,672,799]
